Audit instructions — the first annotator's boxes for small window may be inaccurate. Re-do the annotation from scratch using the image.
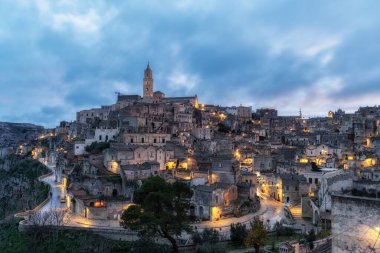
[315,178,318,184]
[154,138,157,143]
[131,138,134,143]
[309,178,312,184]
[162,138,165,143]
[99,135,102,141]
[141,137,145,143]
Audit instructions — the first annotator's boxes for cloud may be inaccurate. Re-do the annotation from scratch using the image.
[167,68,200,93]
[1,0,380,126]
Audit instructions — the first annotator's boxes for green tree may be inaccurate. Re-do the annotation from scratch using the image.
[192,228,220,245]
[274,222,295,238]
[230,223,247,245]
[120,176,193,253]
[305,228,317,249]
[244,217,267,253]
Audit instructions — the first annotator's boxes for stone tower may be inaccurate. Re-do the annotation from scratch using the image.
[143,63,153,98]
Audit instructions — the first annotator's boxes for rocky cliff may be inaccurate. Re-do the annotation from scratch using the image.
[0,122,44,148]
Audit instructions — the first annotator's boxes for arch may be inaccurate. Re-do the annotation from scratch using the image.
[190,205,195,216]
[112,189,118,197]
[199,206,204,217]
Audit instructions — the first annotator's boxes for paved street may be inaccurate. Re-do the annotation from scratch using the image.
[39,164,68,213]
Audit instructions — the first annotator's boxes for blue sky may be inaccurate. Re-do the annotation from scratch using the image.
[1,0,380,127]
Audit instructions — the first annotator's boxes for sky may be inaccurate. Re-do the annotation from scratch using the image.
[1,0,380,127]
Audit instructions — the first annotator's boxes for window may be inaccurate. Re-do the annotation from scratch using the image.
[309,178,312,184]
[131,138,133,143]
[76,146,79,149]
[295,186,298,191]
[162,138,165,143]
[106,135,109,141]
[99,135,102,141]
[141,137,145,143]
[315,178,318,184]
[154,138,157,143]
[286,186,289,191]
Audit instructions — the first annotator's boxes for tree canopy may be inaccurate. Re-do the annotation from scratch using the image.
[244,217,267,253]
[230,223,248,245]
[120,176,193,253]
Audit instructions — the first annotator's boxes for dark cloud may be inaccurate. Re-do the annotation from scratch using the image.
[1,0,380,126]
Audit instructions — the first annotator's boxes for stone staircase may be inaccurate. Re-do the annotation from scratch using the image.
[289,205,303,222]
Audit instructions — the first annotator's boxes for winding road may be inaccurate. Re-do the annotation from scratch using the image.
[36,160,285,236]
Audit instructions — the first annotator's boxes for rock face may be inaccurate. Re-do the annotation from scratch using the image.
[331,194,380,253]
[0,122,44,148]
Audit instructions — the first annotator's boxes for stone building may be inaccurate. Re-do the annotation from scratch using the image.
[191,183,238,221]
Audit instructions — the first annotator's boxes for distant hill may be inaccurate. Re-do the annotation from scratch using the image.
[0,122,44,147]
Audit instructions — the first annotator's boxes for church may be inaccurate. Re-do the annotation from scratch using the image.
[117,63,199,108]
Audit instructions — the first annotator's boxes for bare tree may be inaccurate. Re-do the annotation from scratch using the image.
[49,208,70,226]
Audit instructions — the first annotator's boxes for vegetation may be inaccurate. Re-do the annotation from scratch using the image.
[244,217,267,253]
[318,229,331,239]
[0,218,132,253]
[128,237,171,253]
[273,222,295,237]
[85,141,110,154]
[230,223,248,245]
[217,123,231,133]
[0,157,49,219]
[311,162,321,172]
[305,228,317,249]
[192,228,220,245]
[120,176,193,253]
[195,243,227,253]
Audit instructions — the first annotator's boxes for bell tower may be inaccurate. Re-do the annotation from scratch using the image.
[143,63,153,98]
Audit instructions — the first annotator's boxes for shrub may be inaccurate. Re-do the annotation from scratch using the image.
[195,243,226,253]
[230,223,247,245]
[85,141,110,154]
[192,228,220,245]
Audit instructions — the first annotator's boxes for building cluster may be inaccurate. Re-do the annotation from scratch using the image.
[31,64,380,251]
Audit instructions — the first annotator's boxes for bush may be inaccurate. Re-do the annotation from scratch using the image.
[85,141,110,154]
[230,223,247,245]
[192,228,220,245]
[274,222,295,237]
[305,228,317,249]
[195,243,226,253]
[129,237,171,253]
[217,123,231,133]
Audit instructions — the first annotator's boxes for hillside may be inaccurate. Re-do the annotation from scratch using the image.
[0,122,44,148]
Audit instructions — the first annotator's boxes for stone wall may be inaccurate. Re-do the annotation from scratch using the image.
[331,194,380,252]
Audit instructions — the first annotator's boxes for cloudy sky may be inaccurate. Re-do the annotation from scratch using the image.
[1,0,380,127]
